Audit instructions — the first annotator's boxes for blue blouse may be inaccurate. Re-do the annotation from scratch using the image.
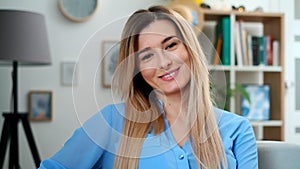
[39,103,258,169]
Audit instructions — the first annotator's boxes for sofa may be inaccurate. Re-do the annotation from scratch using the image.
[257,140,300,169]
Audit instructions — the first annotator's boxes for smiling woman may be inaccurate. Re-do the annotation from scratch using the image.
[38,5,258,169]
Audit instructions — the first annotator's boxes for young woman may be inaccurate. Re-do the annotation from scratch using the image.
[39,6,258,169]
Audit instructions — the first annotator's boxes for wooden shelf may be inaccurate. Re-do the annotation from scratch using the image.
[251,120,283,140]
[251,120,283,127]
[209,65,282,72]
[202,9,285,141]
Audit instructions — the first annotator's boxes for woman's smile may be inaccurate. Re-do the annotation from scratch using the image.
[158,67,180,81]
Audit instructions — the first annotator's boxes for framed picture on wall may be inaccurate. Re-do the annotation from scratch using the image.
[28,90,53,121]
[101,40,120,88]
[241,84,270,121]
[61,60,78,86]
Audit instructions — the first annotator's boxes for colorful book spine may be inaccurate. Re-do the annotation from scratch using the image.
[252,36,260,65]
[213,34,222,65]
[221,16,231,66]
[258,36,265,65]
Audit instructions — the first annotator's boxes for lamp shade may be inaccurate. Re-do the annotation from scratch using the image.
[0,10,51,65]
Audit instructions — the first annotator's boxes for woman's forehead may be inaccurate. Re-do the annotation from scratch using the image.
[139,20,177,37]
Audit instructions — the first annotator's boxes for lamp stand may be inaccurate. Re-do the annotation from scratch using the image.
[0,61,41,169]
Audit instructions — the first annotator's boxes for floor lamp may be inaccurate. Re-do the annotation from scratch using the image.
[0,10,51,168]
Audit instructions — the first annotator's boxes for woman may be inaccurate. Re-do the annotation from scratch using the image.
[39,6,257,169]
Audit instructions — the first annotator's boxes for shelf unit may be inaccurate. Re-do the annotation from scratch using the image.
[202,9,285,141]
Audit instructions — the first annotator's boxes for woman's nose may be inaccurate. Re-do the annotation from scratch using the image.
[157,50,172,70]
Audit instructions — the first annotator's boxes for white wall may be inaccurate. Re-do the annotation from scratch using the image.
[0,0,286,168]
[281,0,300,144]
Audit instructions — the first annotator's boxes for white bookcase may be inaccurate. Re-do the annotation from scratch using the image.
[202,9,285,141]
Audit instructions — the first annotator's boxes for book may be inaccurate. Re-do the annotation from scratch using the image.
[241,84,270,120]
[272,40,279,66]
[221,16,231,66]
[258,36,266,65]
[265,35,273,65]
[247,34,253,66]
[234,21,243,66]
[241,29,249,65]
[213,34,222,65]
[251,36,260,65]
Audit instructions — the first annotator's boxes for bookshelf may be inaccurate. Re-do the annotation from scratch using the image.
[202,9,285,141]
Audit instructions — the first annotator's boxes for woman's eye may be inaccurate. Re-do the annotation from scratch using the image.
[165,42,178,50]
[140,53,153,61]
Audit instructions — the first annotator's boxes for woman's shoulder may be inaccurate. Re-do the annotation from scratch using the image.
[99,103,126,119]
[214,107,250,125]
[213,107,253,137]
[82,103,125,133]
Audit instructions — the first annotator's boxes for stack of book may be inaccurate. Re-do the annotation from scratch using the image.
[233,20,279,66]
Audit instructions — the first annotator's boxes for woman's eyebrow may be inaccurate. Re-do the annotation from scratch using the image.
[137,47,151,56]
[161,36,177,44]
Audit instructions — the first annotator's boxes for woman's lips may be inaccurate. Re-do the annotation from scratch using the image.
[159,68,179,81]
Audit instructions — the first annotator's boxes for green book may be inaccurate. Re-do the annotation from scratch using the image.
[221,16,231,66]
[258,36,266,65]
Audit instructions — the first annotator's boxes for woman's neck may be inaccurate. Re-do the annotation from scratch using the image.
[161,94,187,120]
[159,93,190,148]
[155,89,187,117]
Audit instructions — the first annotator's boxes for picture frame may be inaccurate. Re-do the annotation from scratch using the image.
[61,60,78,86]
[240,84,270,121]
[101,40,120,88]
[28,91,53,121]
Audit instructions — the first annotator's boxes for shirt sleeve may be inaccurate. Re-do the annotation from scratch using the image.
[233,118,258,169]
[38,104,121,169]
[38,127,105,169]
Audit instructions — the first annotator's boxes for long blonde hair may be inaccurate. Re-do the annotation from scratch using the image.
[112,6,227,169]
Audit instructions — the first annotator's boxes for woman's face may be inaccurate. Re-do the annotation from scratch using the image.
[136,20,191,96]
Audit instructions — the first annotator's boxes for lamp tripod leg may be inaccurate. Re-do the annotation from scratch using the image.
[0,117,11,169]
[0,113,41,168]
[9,115,19,169]
[20,114,41,167]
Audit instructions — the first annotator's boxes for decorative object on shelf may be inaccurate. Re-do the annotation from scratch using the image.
[232,5,245,12]
[241,84,270,121]
[200,3,211,9]
[0,10,51,168]
[168,0,204,34]
[61,60,78,86]
[101,40,119,88]
[211,82,250,111]
[192,0,203,5]
[227,83,251,110]
[28,91,53,121]
[58,0,99,22]
[254,7,264,12]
